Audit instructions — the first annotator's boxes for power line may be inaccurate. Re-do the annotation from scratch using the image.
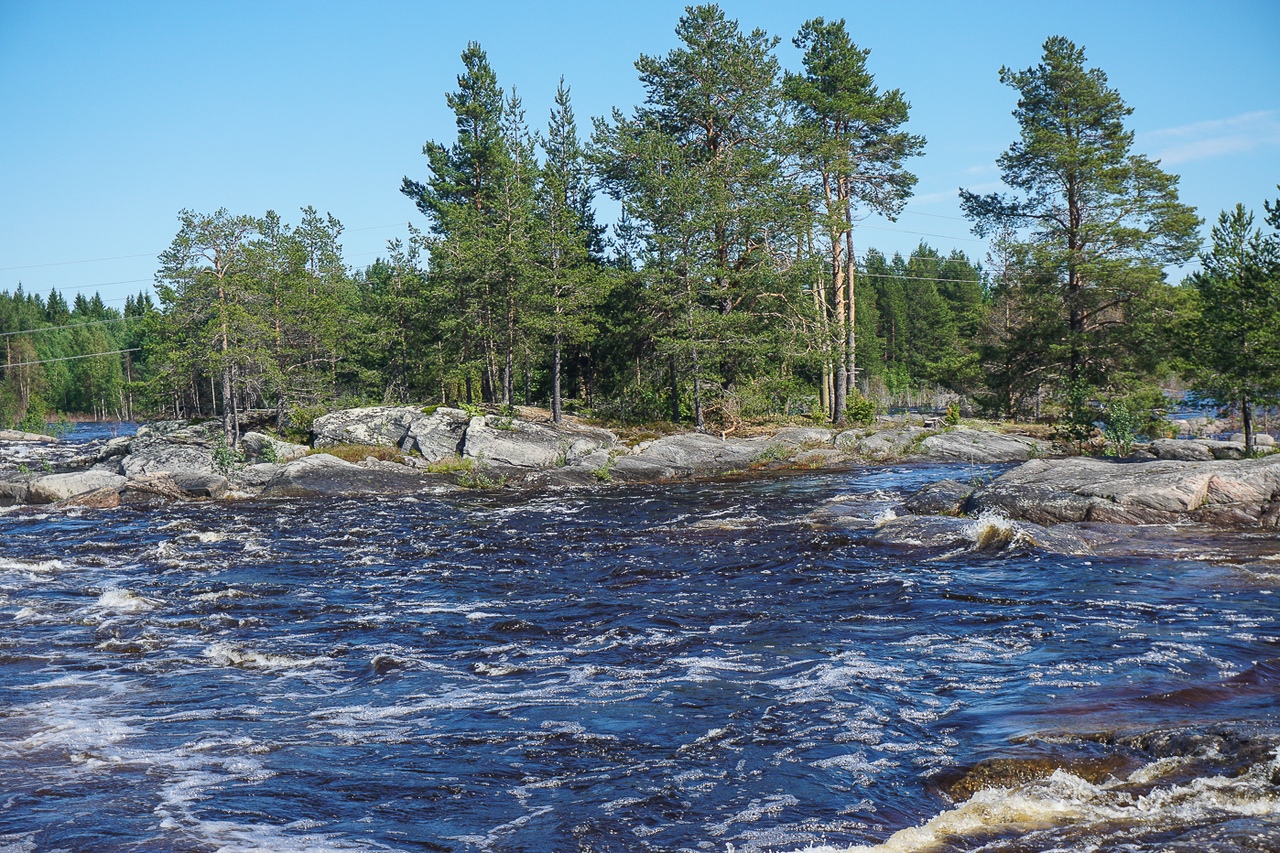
[3,348,140,369]
[0,253,157,273]
[0,316,140,339]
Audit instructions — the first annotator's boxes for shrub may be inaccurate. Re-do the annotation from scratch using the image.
[944,402,961,427]
[1102,401,1139,456]
[846,391,876,427]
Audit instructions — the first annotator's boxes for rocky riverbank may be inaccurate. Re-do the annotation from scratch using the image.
[1,406,1276,533]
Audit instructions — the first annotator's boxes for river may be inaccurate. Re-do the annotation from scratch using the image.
[0,427,1277,852]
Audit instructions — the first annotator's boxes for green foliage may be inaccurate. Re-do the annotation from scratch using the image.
[289,404,328,435]
[459,402,485,418]
[211,432,246,475]
[961,35,1201,415]
[1187,200,1280,451]
[944,402,961,427]
[846,390,876,426]
[1102,401,1139,456]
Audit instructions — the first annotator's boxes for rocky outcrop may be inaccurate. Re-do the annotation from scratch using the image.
[240,431,308,464]
[0,429,57,443]
[400,409,468,461]
[903,479,973,516]
[311,406,422,448]
[920,427,1052,463]
[852,427,928,460]
[258,453,436,499]
[26,471,126,504]
[956,455,1280,526]
[463,416,614,470]
[123,422,218,477]
[612,433,763,481]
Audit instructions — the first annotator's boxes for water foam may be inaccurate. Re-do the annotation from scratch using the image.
[798,749,1280,853]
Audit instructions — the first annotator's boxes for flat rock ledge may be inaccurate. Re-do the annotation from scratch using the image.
[11,408,1229,511]
[887,454,1280,532]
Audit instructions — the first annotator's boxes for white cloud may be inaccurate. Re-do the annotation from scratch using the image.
[911,181,1003,206]
[1141,110,1280,165]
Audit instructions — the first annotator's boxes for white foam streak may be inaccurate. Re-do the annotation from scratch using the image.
[797,751,1280,853]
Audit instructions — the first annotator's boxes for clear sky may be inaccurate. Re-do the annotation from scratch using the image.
[2,1,1277,311]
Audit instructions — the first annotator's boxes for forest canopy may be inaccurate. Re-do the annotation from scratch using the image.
[3,7,1275,441]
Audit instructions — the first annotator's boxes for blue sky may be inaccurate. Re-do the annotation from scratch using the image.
[2,1,1277,311]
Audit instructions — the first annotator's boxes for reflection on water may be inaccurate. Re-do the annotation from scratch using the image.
[0,462,1276,852]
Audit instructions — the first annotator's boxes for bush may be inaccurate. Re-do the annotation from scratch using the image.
[944,402,961,427]
[846,391,876,427]
[1102,401,1139,456]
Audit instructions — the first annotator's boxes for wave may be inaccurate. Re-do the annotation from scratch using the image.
[798,748,1280,853]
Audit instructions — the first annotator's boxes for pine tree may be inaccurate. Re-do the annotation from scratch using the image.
[961,36,1200,410]
[784,17,923,422]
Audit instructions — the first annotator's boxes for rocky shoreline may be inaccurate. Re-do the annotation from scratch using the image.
[1,406,1277,537]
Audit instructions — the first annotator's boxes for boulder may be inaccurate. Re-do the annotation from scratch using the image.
[1229,432,1276,447]
[609,456,677,482]
[0,480,29,506]
[169,471,230,499]
[232,463,284,489]
[119,473,188,507]
[0,429,57,443]
[919,428,1051,463]
[240,431,308,463]
[95,436,132,461]
[768,427,835,447]
[400,408,470,461]
[965,482,1097,524]
[971,455,1280,525]
[904,479,974,516]
[311,406,421,449]
[122,422,219,477]
[869,514,1090,556]
[853,427,928,460]
[27,471,125,504]
[1197,439,1245,460]
[791,448,846,468]
[833,428,869,448]
[55,486,120,509]
[622,433,759,477]
[463,415,613,470]
[1150,438,1214,462]
[259,453,428,499]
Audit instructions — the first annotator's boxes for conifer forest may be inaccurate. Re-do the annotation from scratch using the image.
[3,6,1278,436]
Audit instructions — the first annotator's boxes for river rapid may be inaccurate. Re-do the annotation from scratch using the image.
[0,428,1278,852]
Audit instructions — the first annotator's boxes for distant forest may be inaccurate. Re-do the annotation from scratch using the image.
[3,5,1278,439]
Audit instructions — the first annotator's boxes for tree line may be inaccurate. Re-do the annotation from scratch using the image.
[4,6,1277,442]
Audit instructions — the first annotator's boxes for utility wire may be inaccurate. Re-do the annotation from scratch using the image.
[0,316,140,339]
[2,348,140,369]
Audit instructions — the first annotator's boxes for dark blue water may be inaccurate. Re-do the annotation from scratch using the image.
[0,465,1277,852]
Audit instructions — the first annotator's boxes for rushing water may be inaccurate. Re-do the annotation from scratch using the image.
[0,438,1278,852]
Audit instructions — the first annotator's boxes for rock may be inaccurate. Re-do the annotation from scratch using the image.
[870,514,1090,556]
[122,422,219,477]
[621,433,759,477]
[919,427,1051,464]
[27,471,126,504]
[259,453,429,499]
[312,406,422,448]
[609,456,677,482]
[169,471,230,499]
[0,480,29,506]
[240,431,308,463]
[1150,438,1214,462]
[95,436,132,461]
[1197,439,1245,460]
[119,473,187,506]
[966,482,1097,524]
[1230,432,1276,447]
[853,427,928,460]
[233,463,283,489]
[904,479,974,516]
[791,448,846,468]
[400,408,470,461]
[969,455,1280,525]
[463,416,613,470]
[55,486,120,509]
[768,427,835,447]
[0,429,57,443]
[833,428,868,448]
